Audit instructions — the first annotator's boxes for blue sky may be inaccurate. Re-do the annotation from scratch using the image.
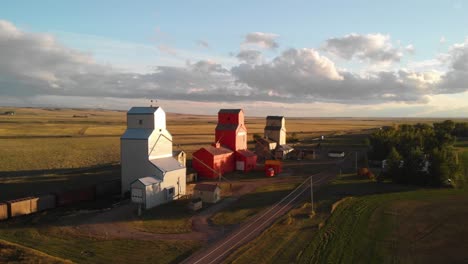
[1,1,468,116]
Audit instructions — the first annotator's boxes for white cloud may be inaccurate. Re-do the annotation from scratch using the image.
[236,50,263,64]
[242,32,279,50]
[323,33,402,63]
[405,44,415,54]
[440,36,446,44]
[1,19,468,117]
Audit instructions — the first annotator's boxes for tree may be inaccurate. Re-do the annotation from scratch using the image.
[386,147,402,183]
[428,147,460,186]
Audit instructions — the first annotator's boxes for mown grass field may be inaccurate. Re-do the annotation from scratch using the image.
[0,203,200,264]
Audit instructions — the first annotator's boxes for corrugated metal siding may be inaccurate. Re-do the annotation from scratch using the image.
[95,180,121,197]
[0,203,7,220]
[37,194,56,211]
[30,197,39,214]
[56,187,95,206]
[7,198,32,217]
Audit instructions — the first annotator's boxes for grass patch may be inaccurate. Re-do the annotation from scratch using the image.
[0,209,200,264]
[0,239,71,264]
[226,172,468,264]
[130,200,193,234]
[211,181,301,226]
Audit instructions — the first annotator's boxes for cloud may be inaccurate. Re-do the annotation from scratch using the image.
[197,40,210,49]
[236,50,263,64]
[1,19,468,113]
[158,44,178,56]
[242,32,279,50]
[437,38,468,93]
[323,33,402,63]
[440,36,446,44]
[405,44,415,54]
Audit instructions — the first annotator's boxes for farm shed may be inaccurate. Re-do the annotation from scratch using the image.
[131,177,164,210]
[7,197,33,217]
[328,151,345,158]
[0,203,7,220]
[255,137,277,162]
[265,160,282,175]
[193,184,221,203]
[235,150,257,172]
[192,144,234,179]
[275,144,295,160]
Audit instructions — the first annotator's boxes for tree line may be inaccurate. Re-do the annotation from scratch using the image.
[368,120,466,187]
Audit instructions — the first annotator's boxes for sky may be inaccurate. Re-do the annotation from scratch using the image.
[1,0,468,117]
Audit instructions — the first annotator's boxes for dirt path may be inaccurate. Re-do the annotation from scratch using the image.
[72,177,288,242]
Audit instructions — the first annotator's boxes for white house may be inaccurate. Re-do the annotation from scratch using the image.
[121,106,186,209]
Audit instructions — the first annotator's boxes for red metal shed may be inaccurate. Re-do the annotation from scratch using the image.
[235,150,257,172]
[192,143,234,179]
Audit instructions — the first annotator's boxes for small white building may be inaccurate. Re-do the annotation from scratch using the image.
[121,106,186,209]
[256,116,293,160]
[193,184,221,204]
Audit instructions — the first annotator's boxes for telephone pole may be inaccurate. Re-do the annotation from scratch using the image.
[310,176,315,214]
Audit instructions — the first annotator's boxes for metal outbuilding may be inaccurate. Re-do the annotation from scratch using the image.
[0,203,7,220]
[235,149,257,172]
[193,184,221,203]
[192,144,234,179]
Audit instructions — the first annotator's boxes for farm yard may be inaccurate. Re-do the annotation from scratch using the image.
[1,106,468,263]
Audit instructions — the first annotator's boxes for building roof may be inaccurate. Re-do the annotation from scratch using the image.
[277,144,294,151]
[202,145,233,155]
[133,176,161,186]
[216,124,239,131]
[218,109,242,114]
[236,149,257,157]
[121,128,153,139]
[150,157,185,173]
[194,184,220,192]
[266,116,284,120]
[257,137,276,144]
[264,126,282,131]
[127,107,160,115]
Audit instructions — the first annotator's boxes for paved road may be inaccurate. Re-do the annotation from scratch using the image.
[181,159,346,264]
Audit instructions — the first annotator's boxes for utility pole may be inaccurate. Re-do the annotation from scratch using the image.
[310,176,314,215]
[355,151,358,171]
